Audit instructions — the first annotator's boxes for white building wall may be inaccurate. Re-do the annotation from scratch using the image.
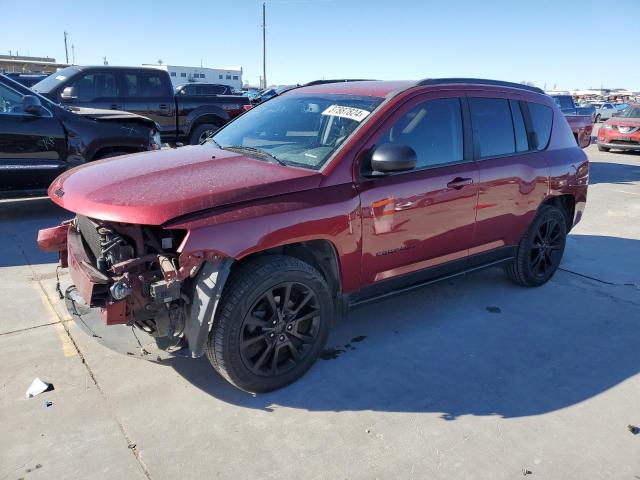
[143,64,243,90]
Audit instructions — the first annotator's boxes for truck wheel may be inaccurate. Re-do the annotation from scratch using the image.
[206,255,333,393]
[597,145,610,152]
[504,205,567,287]
[595,114,601,123]
[190,123,219,145]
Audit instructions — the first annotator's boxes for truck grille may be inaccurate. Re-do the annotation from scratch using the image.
[76,215,103,261]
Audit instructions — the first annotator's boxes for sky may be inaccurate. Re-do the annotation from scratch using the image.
[2,0,639,90]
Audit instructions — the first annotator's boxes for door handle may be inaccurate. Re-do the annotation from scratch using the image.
[110,103,122,110]
[159,104,170,110]
[446,177,473,189]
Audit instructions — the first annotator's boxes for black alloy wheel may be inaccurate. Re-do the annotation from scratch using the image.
[529,216,564,279]
[504,205,567,287]
[206,255,332,392]
[240,282,320,377]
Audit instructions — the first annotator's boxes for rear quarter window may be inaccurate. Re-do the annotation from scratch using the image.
[527,102,553,151]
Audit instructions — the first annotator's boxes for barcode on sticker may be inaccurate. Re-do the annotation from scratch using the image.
[321,105,370,122]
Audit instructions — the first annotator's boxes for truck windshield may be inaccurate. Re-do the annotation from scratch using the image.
[32,67,81,94]
[210,93,383,169]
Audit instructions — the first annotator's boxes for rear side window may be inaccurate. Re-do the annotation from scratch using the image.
[378,97,463,169]
[125,72,167,97]
[527,102,553,150]
[469,98,515,158]
[510,100,529,152]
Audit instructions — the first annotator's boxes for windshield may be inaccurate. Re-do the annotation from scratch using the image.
[210,93,383,169]
[617,106,640,118]
[32,66,81,94]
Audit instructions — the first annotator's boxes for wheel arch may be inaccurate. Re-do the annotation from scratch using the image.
[540,194,576,231]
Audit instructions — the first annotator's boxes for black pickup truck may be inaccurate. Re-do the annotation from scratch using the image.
[33,66,250,144]
[0,74,160,197]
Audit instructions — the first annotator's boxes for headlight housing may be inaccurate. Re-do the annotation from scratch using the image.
[149,128,162,150]
[603,123,615,130]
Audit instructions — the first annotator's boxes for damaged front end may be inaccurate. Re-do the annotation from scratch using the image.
[38,216,231,361]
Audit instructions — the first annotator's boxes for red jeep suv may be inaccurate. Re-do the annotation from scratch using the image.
[38,79,588,392]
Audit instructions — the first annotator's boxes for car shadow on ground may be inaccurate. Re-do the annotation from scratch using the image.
[588,156,640,185]
[0,197,69,267]
[170,234,640,419]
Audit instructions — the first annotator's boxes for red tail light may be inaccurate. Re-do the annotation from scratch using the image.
[243,105,253,112]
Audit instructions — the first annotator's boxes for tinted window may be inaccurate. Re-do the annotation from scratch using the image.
[527,102,553,150]
[71,72,117,101]
[378,98,463,169]
[553,96,574,110]
[469,98,515,158]
[125,73,166,97]
[510,100,529,152]
[181,72,186,77]
[0,83,24,114]
[170,72,176,77]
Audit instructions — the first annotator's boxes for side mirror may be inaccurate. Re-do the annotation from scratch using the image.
[370,143,417,174]
[60,86,77,101]
[23,95,43,115]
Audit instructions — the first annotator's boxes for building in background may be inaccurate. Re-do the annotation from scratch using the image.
[143,64,243,90]
[0,54,68,74]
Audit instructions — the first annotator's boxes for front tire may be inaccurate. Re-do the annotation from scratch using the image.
[504,205,567,287]
[597,145,610,152]
[595,114,601,123]
[206,255,333,393]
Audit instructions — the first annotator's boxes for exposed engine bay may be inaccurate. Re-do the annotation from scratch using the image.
[74,215,190,350]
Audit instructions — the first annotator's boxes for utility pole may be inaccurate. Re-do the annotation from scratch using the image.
[262,2,267,89]
[64,31,69,64]
[71,44,75,64]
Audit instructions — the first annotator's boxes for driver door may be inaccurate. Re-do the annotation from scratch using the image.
[357,93,479,298]
[0,82,67,193]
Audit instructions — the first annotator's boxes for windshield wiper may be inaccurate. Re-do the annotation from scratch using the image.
[222,145,286,166]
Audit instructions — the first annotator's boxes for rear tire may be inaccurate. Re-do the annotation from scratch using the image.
[595,114,601,123]
[206,255,333,393]
[597,145,610,152]
[190,123,220,145]
[504,205,567,287]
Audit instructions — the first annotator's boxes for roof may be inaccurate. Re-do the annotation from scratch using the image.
[289,78,546,98]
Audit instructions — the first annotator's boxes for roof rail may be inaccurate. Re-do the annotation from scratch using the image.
[303,79,376,86]
[417,78,544,94]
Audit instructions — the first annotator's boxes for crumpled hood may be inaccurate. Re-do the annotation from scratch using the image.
[49,146,322,225]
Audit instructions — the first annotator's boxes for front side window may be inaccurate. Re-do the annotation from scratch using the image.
[469,98,515,158]
[70,72,117,101]
[527,102,553,150]
[211,93,383,169]
[0,83,24,114]
[376,98,463,169]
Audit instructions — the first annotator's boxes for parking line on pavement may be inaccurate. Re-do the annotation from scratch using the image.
[31,280,76,357]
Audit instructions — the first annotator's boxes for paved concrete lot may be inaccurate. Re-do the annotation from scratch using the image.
[1,144,639,479]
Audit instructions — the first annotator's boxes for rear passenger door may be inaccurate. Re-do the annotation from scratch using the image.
[468,94,550,263]
[123,70,175,134]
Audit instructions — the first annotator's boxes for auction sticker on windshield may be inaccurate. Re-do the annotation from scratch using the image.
[322,105,371,122]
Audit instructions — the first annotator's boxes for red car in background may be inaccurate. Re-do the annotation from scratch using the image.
[597,103,640,152]
[38,78,588,393]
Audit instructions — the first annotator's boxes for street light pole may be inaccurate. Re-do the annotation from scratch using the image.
[262,2,267,89]
[64,31,69,64]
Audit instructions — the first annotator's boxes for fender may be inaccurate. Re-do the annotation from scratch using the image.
[166,183,363,294]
